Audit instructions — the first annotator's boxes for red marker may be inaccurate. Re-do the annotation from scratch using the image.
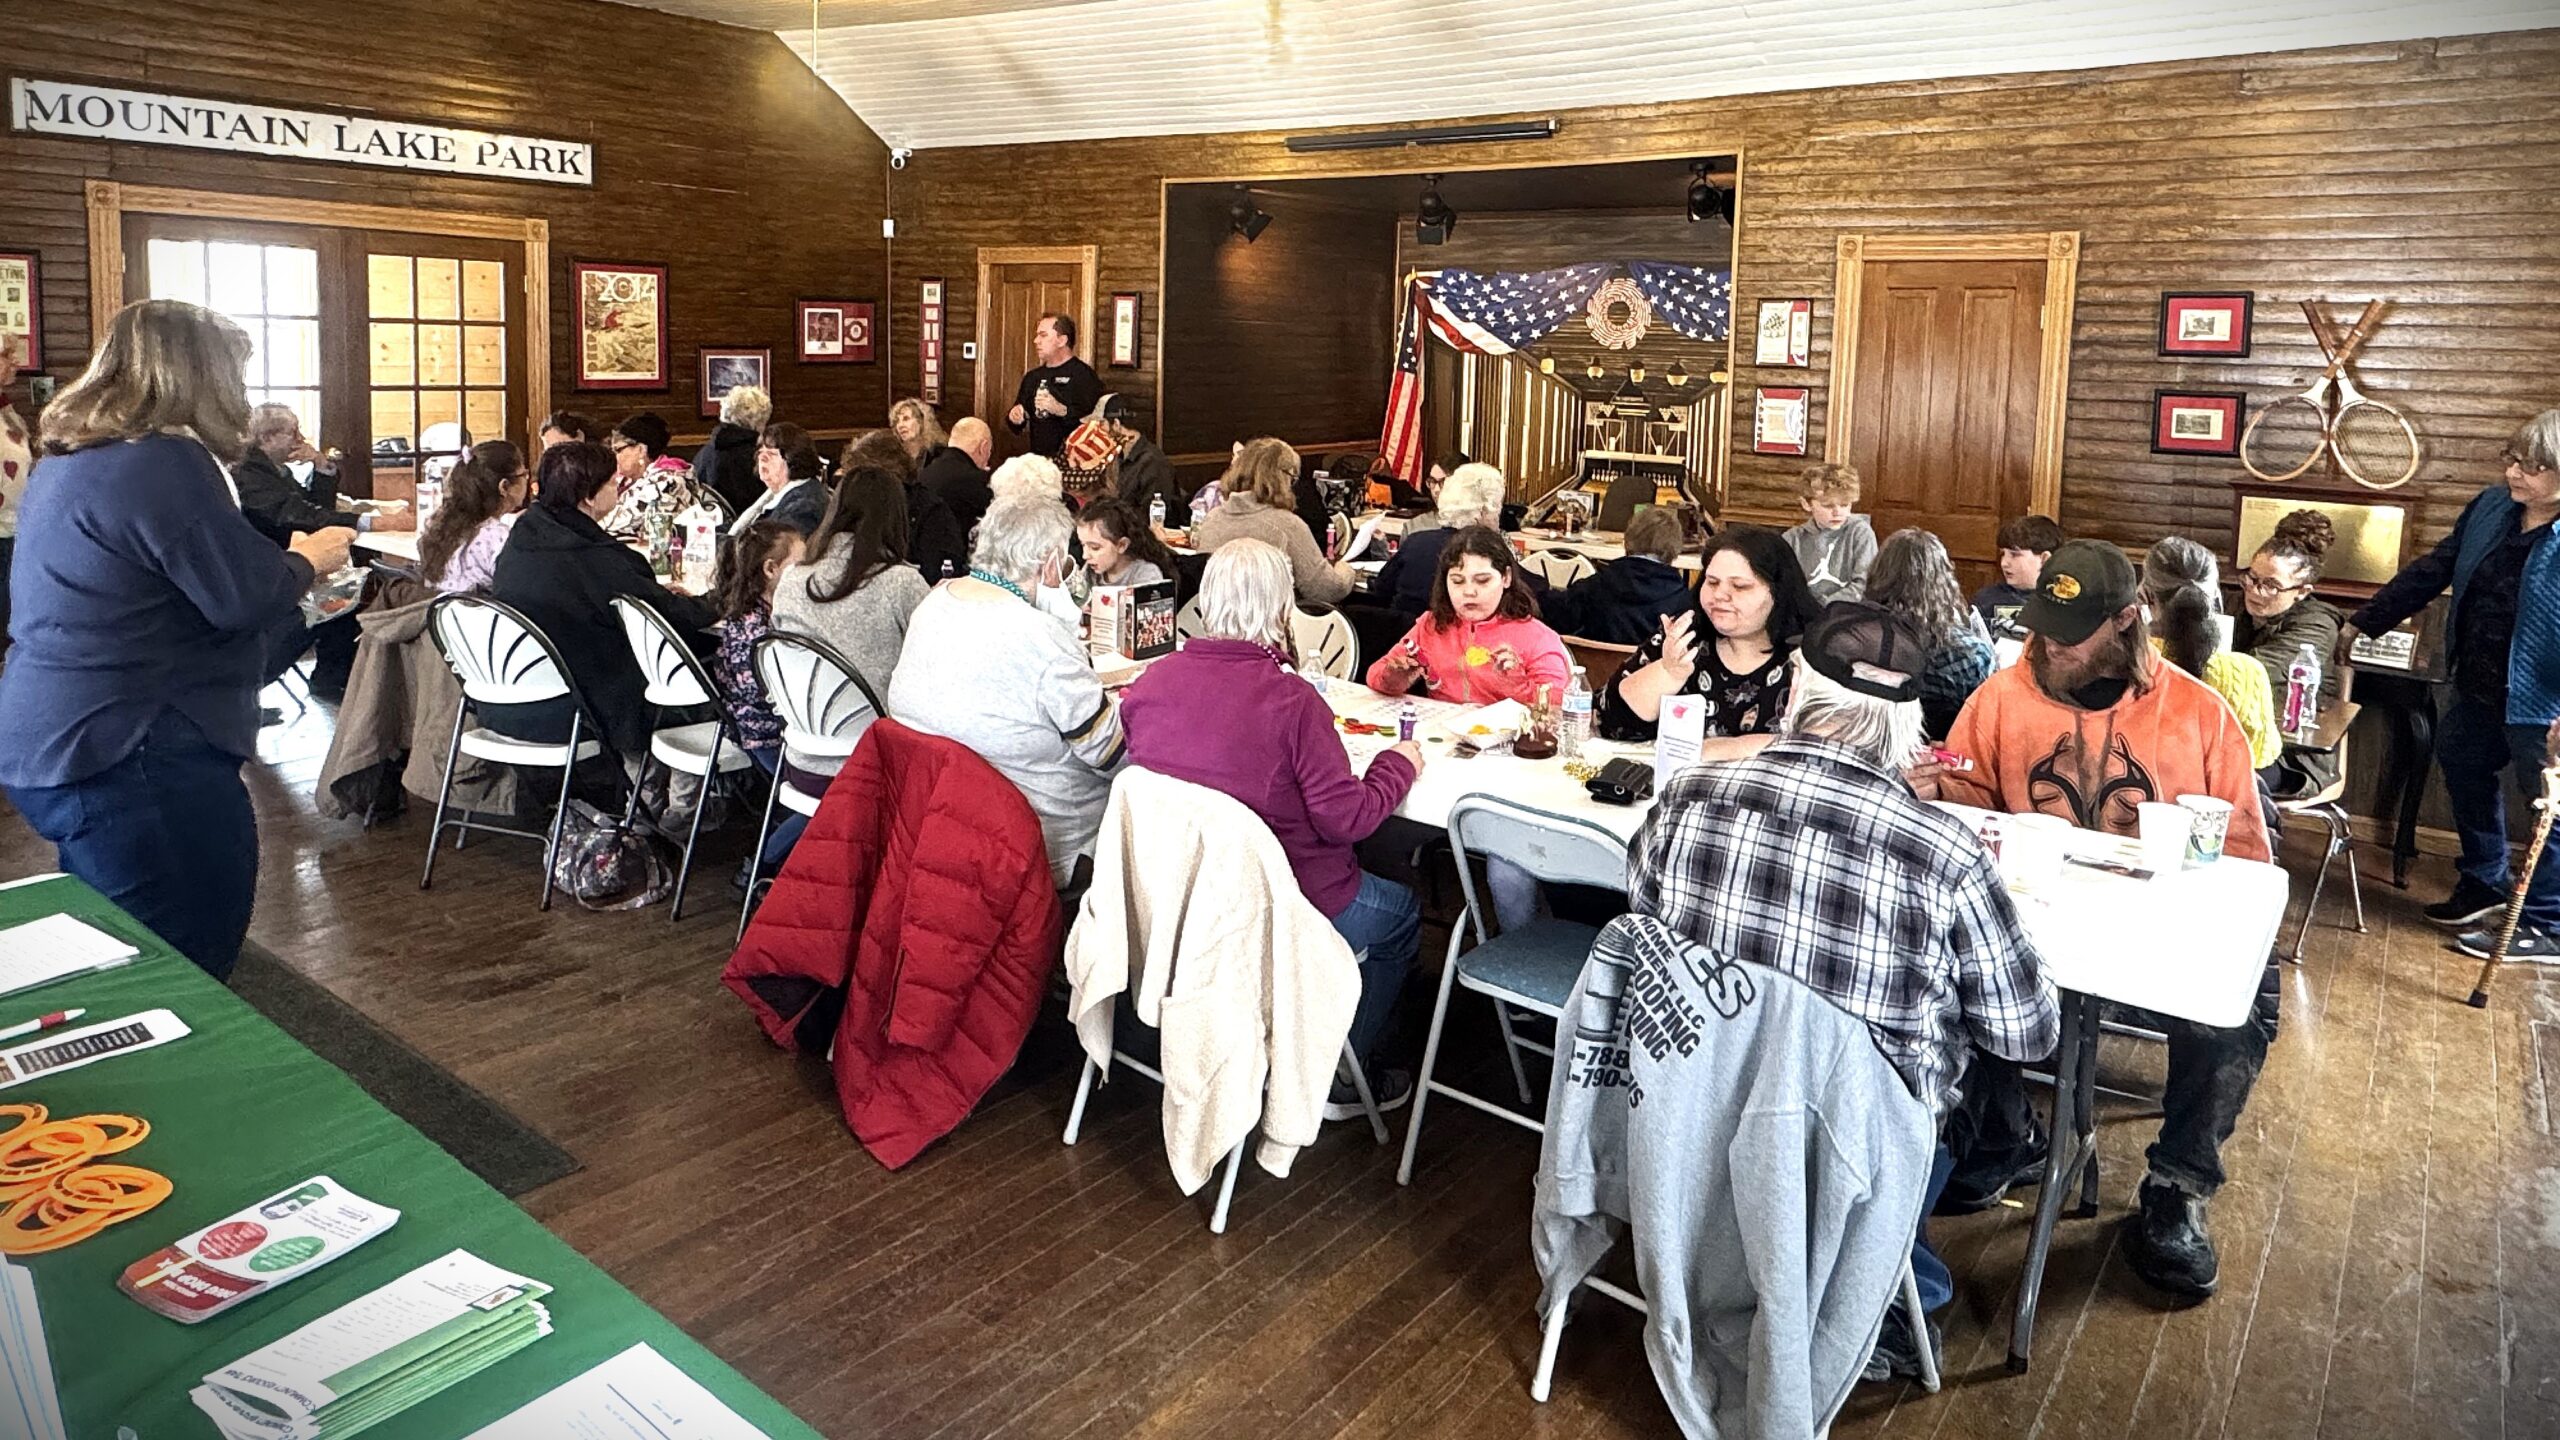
[0,1008,85,1043]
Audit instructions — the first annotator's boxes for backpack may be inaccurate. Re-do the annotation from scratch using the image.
[548,800,675,911]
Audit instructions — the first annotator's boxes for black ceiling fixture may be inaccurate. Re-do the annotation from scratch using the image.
[1228,184,1272,242]
[1415,174,1458,246]
[1687,160,1735,224]
[1284,118,1559,154]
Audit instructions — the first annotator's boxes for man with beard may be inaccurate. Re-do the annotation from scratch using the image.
[1918,539,2273,1307]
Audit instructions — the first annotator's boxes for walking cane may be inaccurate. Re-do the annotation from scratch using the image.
[2466,757,2560,1009]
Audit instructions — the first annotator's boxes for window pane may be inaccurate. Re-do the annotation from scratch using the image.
[418,390,462,441]
[418,324,462,387]
[207,242,264,316]
[462,260,505,322]
[416,257,460,320]
[463,326,505,387]
[241,321,267,388]
[370,391,415,454]
[368,254,413,319]
[263,389,322,445]
[370,323,416,386]
[465,390,505,443]
[266,320,320,387]
[264,246,318,317]
[147,239,206,306]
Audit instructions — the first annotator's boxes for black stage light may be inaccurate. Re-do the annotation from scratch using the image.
[1228,185,1272,242]
[1687,160,1734,224]
[1415,174,1457,246]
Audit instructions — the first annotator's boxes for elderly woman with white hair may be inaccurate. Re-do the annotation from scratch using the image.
[989,451,1065,506]
[1120,539,1426,1109]
[1372,460,1508,618]
[691,383,773,514]
[887,493,1127,889]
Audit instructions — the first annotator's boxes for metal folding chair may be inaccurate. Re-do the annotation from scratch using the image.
[740,630,885,938]
[610,596,754,920]
[420,595,605,911]
[1289,602,1360,680]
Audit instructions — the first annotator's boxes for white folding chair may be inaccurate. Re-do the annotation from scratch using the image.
[2277,727,2366,962]
[421,595,605,911]
[740,630,886,938]
[1523,547,1597,588]
[1173,594,1208,643]
[1290,603,1359,680]
[1397,794,1629,1185]
[611,597,754,921]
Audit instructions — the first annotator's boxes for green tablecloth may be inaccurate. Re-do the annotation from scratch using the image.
[1,872,821,1440]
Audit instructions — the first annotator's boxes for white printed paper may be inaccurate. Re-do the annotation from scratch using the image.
[0,913,140,999]
[461,1343,771,1440]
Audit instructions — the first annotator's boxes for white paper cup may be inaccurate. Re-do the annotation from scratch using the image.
[2005,812,2075,886]
[2135,802,2192,874]
[2177,794,2234,865]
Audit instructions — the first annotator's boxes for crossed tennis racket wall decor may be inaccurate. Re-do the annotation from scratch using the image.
[2238,299,2421,490]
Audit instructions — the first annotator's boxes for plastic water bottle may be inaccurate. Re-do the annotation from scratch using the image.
[1561,665,1593,760]
[412,468,443,538]
[940,559,957,581]
[2284,642,2321,734]
[679,500,720,591]
[1148,494,1168,533]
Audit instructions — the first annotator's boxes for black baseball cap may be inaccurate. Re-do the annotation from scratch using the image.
[1801,601,1925,703]
[1097,394,1137,425]
[2018,540,2138,645]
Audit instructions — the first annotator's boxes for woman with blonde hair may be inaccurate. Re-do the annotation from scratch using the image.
[888,397,948,465]
[0,299,353,980]
[1188,436,1354,603]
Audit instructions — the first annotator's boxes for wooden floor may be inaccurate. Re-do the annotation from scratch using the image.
[10,698,2558,1440]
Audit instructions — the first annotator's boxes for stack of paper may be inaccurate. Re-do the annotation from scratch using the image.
[190,1250,552,1440]
[0,912,140,1000]
[0,1256,65,1440]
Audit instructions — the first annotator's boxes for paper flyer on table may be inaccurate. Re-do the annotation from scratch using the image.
[0,912,140,999]
[1345,513,1383,561]
[123,1175,400,1322]
[462,1342,772,1440]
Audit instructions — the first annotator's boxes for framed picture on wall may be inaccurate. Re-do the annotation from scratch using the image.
[0,248,41,371]
[700,347,771,417]
[2158,292,2253,357]
[919,278,947,404]
[1753,387,1809,455]
[1754,298,1811,367]
[573,262,667,389]
[796,299,874,363]
[2151,388,2247,456]
[1108,292,1142,368]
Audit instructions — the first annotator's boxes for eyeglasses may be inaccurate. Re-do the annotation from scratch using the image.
[2503,450,2550,473]
[2240,572,2308,595]
[609,437,639,453]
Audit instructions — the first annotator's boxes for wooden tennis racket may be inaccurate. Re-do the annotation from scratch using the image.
[2239,300,2421,490]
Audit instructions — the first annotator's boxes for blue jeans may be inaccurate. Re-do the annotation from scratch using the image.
[1913,1143,1957,1312]
[6,709,258,981]
[2439,697,2560,935]
[1328,871,1421,1070]
[747,747,807,874]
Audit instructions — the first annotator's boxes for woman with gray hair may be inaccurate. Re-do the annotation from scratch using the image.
[886,494,1127,888]
[692,383,772,514]
[1120,539,1426,1111]
[1372,460,1509,618]
[2344,407,2560,959]
[2138,534,2280,773]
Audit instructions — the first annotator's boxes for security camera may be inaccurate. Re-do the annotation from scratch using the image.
[889,147,913,170]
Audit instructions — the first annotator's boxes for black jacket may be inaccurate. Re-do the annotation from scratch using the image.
[1113,436,1188,526]
[1010,358,1102,458]
[906,480,969,585]
[1544,556,1696,646]
[233,450,358,546]
[692,423,763,516]
[917,446,993,530]
[486,504,717,756]
[767,479,828,536]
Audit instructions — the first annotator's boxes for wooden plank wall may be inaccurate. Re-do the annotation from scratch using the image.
[0,0,892,441]
[1158,185,1397,455]
[889,30,2560,558]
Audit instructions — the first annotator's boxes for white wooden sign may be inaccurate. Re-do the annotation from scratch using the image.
[10,78,593,186]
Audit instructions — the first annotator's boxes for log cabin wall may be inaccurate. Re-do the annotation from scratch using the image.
[1157,186,1398,458]
[1,0,892,446]
[889,29,2560,561]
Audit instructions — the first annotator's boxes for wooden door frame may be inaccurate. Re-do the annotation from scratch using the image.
[1823,231,2079,522]
[972,244,1097,426]
[83,180,552,458]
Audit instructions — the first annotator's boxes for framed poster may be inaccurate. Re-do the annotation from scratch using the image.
[0,249,40,370]
[1108,292,1141,368]
[573,262,667,389]
[1752,386,1809,455]
[2151,388,2246,457]
[919,278,946,405]
[2158,292,2253,357]
[796,299,874,364]
[1754,298,1811,367]
[699,348,770,417]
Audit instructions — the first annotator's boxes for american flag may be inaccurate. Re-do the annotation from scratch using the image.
[1626,263,1735,342]
[1432,264,1615,351]
[1379,277,1427,483]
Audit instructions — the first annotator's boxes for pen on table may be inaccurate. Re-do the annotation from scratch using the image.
[0,1008,84,1043]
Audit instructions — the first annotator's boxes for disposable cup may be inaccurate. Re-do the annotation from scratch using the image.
[2005,812,2075,886]
[2177,794,2234,865]
[2136,802,2192,874]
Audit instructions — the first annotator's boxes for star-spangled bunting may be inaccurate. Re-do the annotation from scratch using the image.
[1625,262,1734,343]
[1429,264,1614,352]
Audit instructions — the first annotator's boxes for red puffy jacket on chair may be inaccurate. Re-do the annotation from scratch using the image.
[723,719,1063,1168]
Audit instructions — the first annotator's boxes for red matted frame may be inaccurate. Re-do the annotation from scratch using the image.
[572,261,668,390]
[1752,386,1809,455]
[796,299,874,364]
[2158,292,2253,357]
[2151,387,2247,456]
[699,347,771,418]
[0,248,41,371]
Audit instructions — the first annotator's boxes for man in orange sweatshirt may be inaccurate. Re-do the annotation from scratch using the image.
[1924,540,2278,1307]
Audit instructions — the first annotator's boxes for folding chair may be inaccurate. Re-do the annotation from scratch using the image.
[1521,548,1597,588]
[1561,637,1639,692]
[1173,594,1208,643]
[610,597,754,920]
[1397,794,1629,1185]
[421,595,605,911]
[2276,685,2366,963]
[741,630,885,938]
[1289,602,1360,680]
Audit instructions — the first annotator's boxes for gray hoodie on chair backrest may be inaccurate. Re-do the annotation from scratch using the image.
[1533,914,1934,1440]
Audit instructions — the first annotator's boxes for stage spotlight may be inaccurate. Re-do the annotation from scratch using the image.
[1687,161,1734,224]
[1228,185,1272,242]
[1415,175,1457,245]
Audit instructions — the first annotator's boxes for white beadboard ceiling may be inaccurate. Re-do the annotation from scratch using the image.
[611,0,2548,150]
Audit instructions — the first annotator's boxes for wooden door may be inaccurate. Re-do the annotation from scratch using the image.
[1842,258,2045,586]
[977,261,1082,461]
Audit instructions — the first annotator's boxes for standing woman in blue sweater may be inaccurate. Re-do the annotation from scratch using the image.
[0,300,352,980]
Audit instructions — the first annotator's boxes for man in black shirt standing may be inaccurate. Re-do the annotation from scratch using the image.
[1006,311,1101,460]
